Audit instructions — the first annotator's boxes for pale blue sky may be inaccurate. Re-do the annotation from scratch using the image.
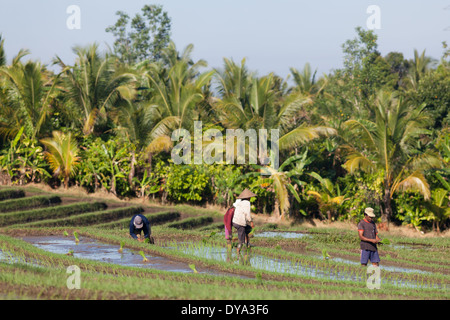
[0,0,449,79]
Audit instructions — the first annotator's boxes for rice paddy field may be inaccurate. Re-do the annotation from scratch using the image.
[0,185,448,305]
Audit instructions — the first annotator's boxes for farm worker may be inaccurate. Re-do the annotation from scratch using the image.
[129,214,154,244]
[223,206,235,248]
[232,188,256,254]
[357,207,382,266]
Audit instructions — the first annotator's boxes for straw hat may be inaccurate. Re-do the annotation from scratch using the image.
[364,207,376,217]
[133,215,144,228]
[237,188,257,199]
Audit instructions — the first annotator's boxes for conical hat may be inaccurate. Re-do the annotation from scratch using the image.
[237,188,257,199]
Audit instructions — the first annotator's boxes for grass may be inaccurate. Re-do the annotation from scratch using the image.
[0,188,25,201]
[0,195,61,213]
[166,216,214,230]
[0,186,448,300]
[0,202,107,227]
[21,206,144,228]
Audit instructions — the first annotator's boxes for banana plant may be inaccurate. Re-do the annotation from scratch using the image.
[249,150,311,220]
[424,188,450,233]
[0,126,25,183]
[307,171,348,222]
[132,169,160,200]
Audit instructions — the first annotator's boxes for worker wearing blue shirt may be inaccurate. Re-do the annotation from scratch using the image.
[129,214,152,243]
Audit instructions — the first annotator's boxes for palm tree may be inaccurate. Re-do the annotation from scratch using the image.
[0,53,60,140]
[40,131,80,189]
[213,58,336,153]
[290,63,327,98]
[53,43,137,136]
[341,90,443,224]
[146,42,214,135]
[143,42,214,172]
[406,49,435,90]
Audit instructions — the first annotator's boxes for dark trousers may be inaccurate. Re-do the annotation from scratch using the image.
[233,223,252,245]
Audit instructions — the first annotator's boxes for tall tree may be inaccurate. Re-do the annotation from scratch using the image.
[53,43,136,136]
[340,90,443,224]
[0,56,60,140]
[106,4,171,65]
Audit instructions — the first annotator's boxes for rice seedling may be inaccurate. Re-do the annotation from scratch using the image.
[189,264,198,273]
[322,249,331,260]
[66,250,74,256]
[63,231,69,237]
[118,241,124,253]
[73,231,79,243]
[139,251,149,262]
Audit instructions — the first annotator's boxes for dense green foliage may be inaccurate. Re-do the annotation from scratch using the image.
[0,6,448,232]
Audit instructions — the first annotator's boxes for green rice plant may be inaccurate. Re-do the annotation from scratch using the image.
[0,188,25,201]
[66,249,74,256]
[139,251,149,262]
[23,206,144,227]
[0,201,107,227]
[166,216,213,230]
[118,241,124,253]
[73,231,79,243]
[379,238,391,245]
[63,231,69,237]
[0,195,61,213]
[322,249,331,260]
[91,210,180,229]
[189,264,198,273]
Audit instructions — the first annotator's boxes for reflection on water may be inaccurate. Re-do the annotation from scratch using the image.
[18,236,247,278]
[164,242,445,289]
[254,231,311,239]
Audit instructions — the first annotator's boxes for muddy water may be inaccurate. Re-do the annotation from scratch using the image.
[20,236,248,278]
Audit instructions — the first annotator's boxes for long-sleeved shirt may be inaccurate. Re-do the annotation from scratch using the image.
[231,199,252,227]
[129,214,151,239]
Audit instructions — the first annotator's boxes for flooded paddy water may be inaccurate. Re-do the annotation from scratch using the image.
[3,234,446,291]
[16,235,249,279]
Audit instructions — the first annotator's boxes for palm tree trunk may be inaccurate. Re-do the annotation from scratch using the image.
[147,151,153,177]
[380,185,392,231]
[274,198,281,220]
[128,151,136,188]
[64,174,69,189]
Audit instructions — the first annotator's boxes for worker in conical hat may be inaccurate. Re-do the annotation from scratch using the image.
[232,188,257,254]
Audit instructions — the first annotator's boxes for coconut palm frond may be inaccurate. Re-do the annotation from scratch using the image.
[342,151,375,174]
[393,171,431,200]
[146,135,173,154]
[279,125,336,151]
